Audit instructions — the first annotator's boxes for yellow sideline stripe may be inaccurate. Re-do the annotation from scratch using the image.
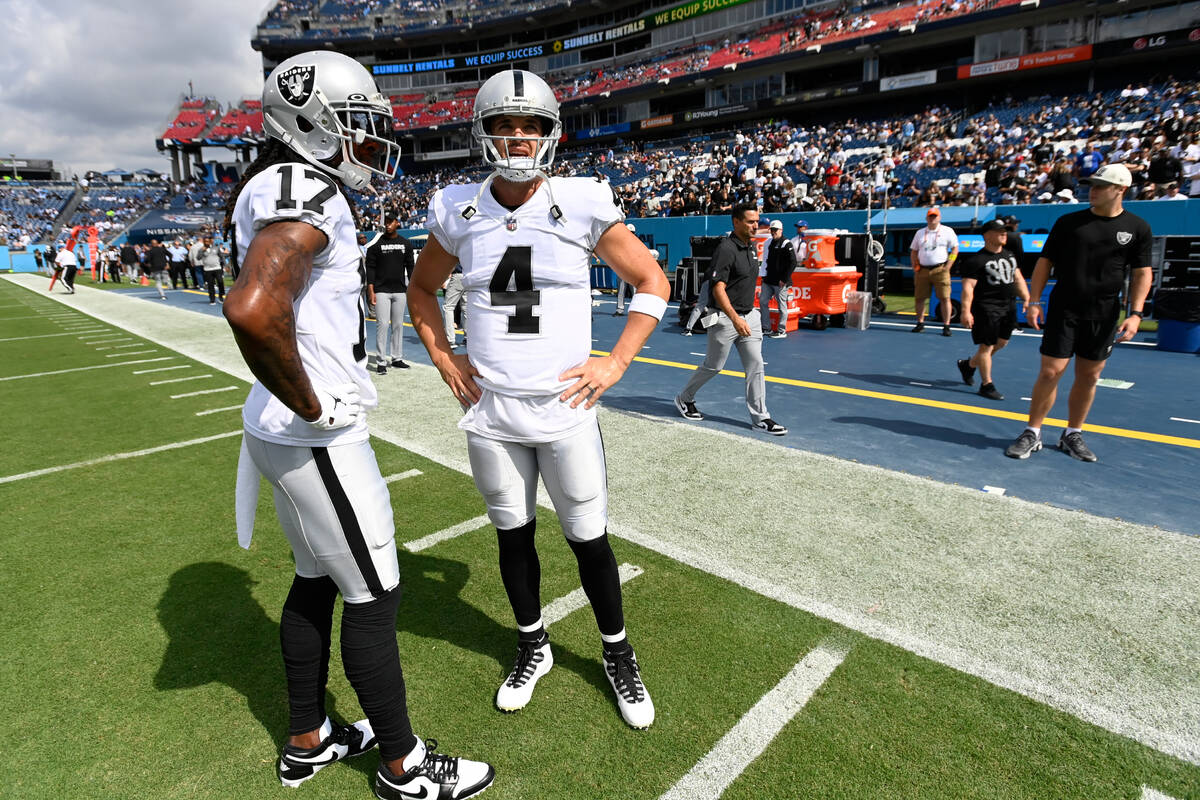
[593,350,1200,450]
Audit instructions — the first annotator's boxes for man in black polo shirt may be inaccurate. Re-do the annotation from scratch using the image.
[956,220,1030,401]
[1005,164,1153,462]
[674,203,787,435]
[366,212,415,374]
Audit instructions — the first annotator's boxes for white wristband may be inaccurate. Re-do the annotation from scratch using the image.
[627,292,668,321]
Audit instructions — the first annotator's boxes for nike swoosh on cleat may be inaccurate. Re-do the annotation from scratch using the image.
[404,785,431,799]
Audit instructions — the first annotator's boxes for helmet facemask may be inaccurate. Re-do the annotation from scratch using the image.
[476,113,559,182]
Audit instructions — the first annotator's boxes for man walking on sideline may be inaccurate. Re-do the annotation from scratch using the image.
[1004,163,1152,462]
[910,206,958,335]
[198,235,225,304]
[761,219,796,338]
[675,203,787,435]
[956,220,1030,401]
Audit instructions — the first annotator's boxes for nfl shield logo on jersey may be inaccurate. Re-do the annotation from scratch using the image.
[278,65,316,108]
[1116,231,1133,245]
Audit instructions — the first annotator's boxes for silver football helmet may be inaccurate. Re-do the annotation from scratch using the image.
[262,51,399,191]
[471,69,561,182]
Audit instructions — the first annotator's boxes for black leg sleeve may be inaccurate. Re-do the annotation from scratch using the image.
[279,574,339,735]
[340,586,416,762]
[497,519,541,628]
[567,533,625,638]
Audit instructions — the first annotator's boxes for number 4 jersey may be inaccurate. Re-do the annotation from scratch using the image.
[427,176,623,441]
[232,162,376,446]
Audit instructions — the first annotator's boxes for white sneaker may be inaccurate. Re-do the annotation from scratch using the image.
[495,637,553,712]
[277,718,376,787]
[374,738,495,800]
[603,646,655,729]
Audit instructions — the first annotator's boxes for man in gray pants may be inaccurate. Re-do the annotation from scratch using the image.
[674,203,787,435]
[365,213,414,374]
[442,264,465,348]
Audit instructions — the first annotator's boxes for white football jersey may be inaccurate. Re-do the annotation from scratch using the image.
[232,161,376,447]
[426,176,622,441]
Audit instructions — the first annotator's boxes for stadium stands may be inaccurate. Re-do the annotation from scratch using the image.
[0,182,75,245]
[65,184,171,234]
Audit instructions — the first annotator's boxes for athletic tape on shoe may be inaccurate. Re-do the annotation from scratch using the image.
[628,293,668,321]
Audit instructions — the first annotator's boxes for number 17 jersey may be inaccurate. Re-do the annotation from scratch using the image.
[426,176,622,398]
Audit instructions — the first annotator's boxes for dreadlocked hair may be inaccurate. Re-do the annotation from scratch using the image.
[222,137,361,239]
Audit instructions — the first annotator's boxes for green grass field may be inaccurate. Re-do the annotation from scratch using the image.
[0,278,1195,800]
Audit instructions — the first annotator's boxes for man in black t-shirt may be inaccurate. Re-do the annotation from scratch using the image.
[365,212,414,373]
[1005,164,1153,462]
[956,220,1030,401]
[674,203,786,435]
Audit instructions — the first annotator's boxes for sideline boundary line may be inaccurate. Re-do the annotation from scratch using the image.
[0,431,242,485]
[0,357,173,381]
[591,349,1200,449]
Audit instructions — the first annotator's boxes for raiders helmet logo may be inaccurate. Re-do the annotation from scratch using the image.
[1116,231,1133,245]
[278,65,316,108]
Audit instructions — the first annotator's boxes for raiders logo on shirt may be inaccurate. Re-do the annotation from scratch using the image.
[1116,231,1133,245]
[278,65,315,108]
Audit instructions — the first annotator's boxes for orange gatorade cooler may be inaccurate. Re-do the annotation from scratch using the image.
[803,230,840,269]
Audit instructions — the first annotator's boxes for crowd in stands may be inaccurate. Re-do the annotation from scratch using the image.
[0,183,74,246]
[258,0,562,37]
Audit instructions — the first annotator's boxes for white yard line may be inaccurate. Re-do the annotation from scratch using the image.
[818,369,839,374]
[659,637,850,800]
[383,469,423,483]
[132,365,189,374]
[1169,417,1200,425]
[0,357,173,381]
[195,405,243,416]
[543,563,643,626]
[403,515,492,553]
[170,386,239,399]
[111,343,147,349]
[149,374,213,386]
[0,431,242,485]
[0,315,64,321]
[106,349,156,357]
[0,332,87,343]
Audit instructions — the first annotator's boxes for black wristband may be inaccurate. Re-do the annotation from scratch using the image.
[1128,310,1143,318]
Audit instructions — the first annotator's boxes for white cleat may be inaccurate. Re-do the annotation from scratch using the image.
[495,638,553,712]
[604,647,655,729]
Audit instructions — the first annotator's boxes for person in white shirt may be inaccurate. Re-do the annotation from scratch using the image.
[790,220,809,264]
[220,50,493,799]
[54,245,78,294]
[909,206,959,335]
[407,69,669,731]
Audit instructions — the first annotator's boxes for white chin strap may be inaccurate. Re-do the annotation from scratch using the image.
[338,163,373,192]
[461,170,563,223]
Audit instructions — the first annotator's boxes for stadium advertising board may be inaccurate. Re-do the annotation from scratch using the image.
[956,45,1092,79]
[553,19,646,53]
[639,114,675,130]
[373,58,457,75]
[682,103,753,123]
[880,69,937,92]
[575,122,632,140]
[648,0,755,28]
[1096,26,1200,57]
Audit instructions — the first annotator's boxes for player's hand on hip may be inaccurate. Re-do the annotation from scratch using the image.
[559,357,625,409]
[307,383,362,430]
[1115,315,1140,343]
[1025,303,1042,330]
[437,352,482,406]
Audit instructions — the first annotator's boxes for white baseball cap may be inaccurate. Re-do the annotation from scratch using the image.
[768,219,783,230]
[1080,163,1132,187]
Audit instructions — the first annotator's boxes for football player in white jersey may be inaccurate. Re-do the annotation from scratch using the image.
[407,69,670,730]
[221,51,493,800]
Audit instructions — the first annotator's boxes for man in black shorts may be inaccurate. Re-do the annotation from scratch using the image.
[956,219,1030,401]
[1005,164,1153,462]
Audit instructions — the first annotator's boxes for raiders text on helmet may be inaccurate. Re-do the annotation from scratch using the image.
[471,70,562,182]
[262,51,400,191]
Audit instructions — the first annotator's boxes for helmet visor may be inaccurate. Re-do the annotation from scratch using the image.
[333,103,400,179]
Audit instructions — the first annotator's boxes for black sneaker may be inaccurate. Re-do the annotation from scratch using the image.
[941,325,952,337]
[956,358,976,386]
[376,363,387,375]
[374,739,495,800]
[1058,431,1098,462]
[390,359,410,369]
[674,394,703,420]
[1004,430,1042,459]
[278,719,377,788]
[753,418,788,436]
[978,383,1004,401]
[911,321,925,332]
[603,646,655,729]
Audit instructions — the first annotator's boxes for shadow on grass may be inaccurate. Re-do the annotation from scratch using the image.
[154,562,291,743]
